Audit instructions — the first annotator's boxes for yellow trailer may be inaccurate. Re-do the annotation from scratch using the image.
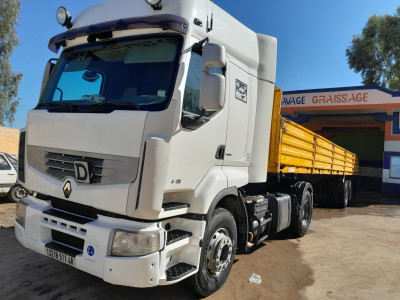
[266,87,359,208]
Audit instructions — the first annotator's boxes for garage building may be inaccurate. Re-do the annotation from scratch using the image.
[282,86,400,197]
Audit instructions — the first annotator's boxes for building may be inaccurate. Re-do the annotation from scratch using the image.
[0,127,20,155]
[282,86,400,196]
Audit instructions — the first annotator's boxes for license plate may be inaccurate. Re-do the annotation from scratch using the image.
[45,247,75,267]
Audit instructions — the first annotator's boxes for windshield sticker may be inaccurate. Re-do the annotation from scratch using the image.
[235,79,247,103]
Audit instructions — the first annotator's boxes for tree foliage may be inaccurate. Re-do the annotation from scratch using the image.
[0,0,22,126]
[346,7,400,91]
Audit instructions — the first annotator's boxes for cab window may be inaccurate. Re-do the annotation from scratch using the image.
[182,51,223,129]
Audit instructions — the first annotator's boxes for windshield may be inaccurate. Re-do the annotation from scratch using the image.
[4,153,17,169]
[39,35,182,112]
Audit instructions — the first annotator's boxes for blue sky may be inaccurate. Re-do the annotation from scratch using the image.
[8,0,400,129]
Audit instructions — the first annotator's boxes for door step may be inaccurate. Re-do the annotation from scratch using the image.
[159,202,190,218]
[166,263,197,281]
[166,230,192,246]
[162,202,190,211]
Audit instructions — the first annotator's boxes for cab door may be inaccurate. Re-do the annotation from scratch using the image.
[223,63,253,166]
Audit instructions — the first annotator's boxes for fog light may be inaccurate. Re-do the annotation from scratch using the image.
[111,229,162,256]
[145,0,162,10]
[16,199,28,228]
[57,6,73,29]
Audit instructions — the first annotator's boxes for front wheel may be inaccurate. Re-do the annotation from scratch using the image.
[187,208,237,297]
[7,185,27,202]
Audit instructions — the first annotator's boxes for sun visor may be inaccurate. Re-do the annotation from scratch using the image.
[64,59,92,72]
[124,42,177,64]
[48,14,189,53]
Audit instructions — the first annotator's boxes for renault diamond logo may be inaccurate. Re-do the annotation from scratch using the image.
[63,181,72,198]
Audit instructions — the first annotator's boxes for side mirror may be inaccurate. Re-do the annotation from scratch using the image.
[82,70,100,82]
[201,43,226,71]
[199,44,226,111]
[40,59,57,97]
[200,73,225,111]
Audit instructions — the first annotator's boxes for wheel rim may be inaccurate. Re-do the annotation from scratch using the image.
[301,196,311,229]
[15,187,26,198]
[206,228,233,277]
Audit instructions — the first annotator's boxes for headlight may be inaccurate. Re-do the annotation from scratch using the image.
[16,199,28,227]
[145,0,162,6]
[111,229,162,256]
[144,0,162,10]
[57,6,72,29]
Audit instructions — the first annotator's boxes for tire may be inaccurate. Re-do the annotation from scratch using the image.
[336,180,350,208]
[290,190,313,237]
[347,181,353,206]
[187,208,237,297]
[7,185,27,202]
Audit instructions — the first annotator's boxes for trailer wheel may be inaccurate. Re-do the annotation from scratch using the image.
[187,208,237,297]
[291,190,313,237]
[347,181,353,206]
[336,180,350,208]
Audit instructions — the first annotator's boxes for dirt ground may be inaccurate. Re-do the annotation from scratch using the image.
[0,192,399,300]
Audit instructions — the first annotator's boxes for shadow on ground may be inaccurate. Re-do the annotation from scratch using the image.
[0,196,12,204]
[312,191,400,221]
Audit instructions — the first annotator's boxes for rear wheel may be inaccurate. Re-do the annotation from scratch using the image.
[7,185,27,202]
[336,180,350,208]
[290,190,313,237]
[347,181,353,206]
[187,208,237,297]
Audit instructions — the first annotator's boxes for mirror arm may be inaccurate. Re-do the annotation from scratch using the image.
[194,108,206,120]
[55,87,64,101]
[192,37,209,54]
[40,58,59,98]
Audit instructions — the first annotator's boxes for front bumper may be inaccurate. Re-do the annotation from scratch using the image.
[14,196,163,287]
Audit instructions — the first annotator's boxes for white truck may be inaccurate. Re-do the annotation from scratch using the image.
[15,0,314,296]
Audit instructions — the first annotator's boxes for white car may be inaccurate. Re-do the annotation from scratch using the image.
[0,152,27,202]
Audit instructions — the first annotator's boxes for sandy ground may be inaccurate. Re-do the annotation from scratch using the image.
[0,192,399,300]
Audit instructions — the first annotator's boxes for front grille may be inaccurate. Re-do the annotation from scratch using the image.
[28,145,139,185]
[51,197,98,220]
[52,230,84,251]
[44,152,104,184]
[37,194,137,223]
[18,131,26,182]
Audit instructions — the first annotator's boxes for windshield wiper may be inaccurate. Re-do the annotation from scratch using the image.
[35,102,75,112]
[88,102,141,111]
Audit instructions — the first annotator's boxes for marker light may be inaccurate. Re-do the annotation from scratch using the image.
[57,6,73,29]
[145,0,162,10]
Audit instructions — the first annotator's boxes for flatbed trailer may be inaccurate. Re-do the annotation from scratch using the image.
[266,88,359,207]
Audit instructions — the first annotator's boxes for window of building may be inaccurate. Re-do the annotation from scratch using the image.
[389,156,400,179]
